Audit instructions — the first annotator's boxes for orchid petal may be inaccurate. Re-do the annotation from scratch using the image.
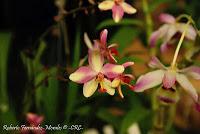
[107,52,117,63]
[177,23,196,40]
[102,78,115,95]
[83,78,98,97]
[88,49,104,72]
[163,70,176,89]
[149,24,169,47]
[122,62,134,68]
[121,2,137,14]
[134,70,165,92]
[108,43,118,48]
[26,113,44,126]
[177,23,197,40]
[121,74,133,84]
[100,29,108,46]
[159,13,175,24]
[179,66,200,80]
[148,56,166,69]
[84,33,93,49]
[111,78,121,88]
[149,30,160,47]
[112,5,124,23]
[69,66,96,84]
[123,74,134,79]
[98,0,114,10]
[101,63,124,78]
[176,74,198,102]
[160,42,170,52]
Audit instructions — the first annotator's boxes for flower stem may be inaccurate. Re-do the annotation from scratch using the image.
[171,21,191,68]
[142,0,153,40]
[149,104,176,134]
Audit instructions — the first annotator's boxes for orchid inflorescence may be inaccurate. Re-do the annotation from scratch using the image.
[69,29,135,98]
[69,2,200,111]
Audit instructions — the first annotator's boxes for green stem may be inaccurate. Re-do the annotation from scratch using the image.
[150,104,176,134]
[142,0,153,40]
[171,21,191,68]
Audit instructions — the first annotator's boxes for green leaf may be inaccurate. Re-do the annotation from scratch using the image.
[110,27,140,53]
[0,32,11,103]
[65,24,81,122]
[120,107,149,134]
[119,56,145,64]
[97,19,143,30]
[0,32,17,125]
[42,67,59,122]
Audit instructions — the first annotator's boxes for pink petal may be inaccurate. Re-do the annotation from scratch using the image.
[150,24,173,48]
[121,2,137,14]
[176,74,198,102]
[98,0,114,10]
[122,62,134,68]
[88,49,104,72]
[112,4,124,23]
[83,78,98,97]
[26,113,44,126]
[195,103,200,112]
[107,52,117,63]
[159,13,175,24]
[149,30,160,47]
[69,66,97,84]
[148,56,166,69]
[162,70,176,89]
[100,29,108,47]
[160,42,171,52]
[101,63,124,78]
[121,74,134,83]
[134,70,165,92]
[177,23,197,40]
[179,66,200,80]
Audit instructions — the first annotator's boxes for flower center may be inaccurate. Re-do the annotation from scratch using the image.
[114,0,123,4]
[96,73,104,82]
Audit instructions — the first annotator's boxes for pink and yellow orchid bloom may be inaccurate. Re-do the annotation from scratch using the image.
[84,29,118,63]
[111,62,135,98]
[69,49,124,97]
[134,56,200,109]
[98,0,137,23]
[149,13,196,52]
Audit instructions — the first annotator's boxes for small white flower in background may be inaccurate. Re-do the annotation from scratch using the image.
[83,128,99,134]
[127,123,141,134]
[103,125,115,134]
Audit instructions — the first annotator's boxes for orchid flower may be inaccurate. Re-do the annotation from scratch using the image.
[135,21,200,110]
[84,29,118,63]
[111,62,135,98]
[134,56,200,108]
[98,0,137,23]
[149,13,196,52]
[21,113,45,134]
[69,48,124,97]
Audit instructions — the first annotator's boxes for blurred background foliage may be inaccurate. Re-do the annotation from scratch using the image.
[0,0,200,134]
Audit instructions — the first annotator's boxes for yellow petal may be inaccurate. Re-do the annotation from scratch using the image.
[83,78,98,97]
